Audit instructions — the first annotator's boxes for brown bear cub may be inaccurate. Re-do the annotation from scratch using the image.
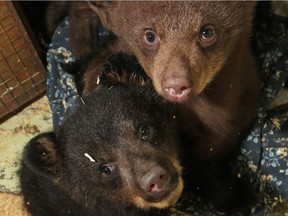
[20,54,183,216]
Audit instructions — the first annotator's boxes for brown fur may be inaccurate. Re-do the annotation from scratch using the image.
[46,1,101,58]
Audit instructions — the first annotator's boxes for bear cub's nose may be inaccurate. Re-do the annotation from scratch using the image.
[140,166,170,197]
[164,77,191,102]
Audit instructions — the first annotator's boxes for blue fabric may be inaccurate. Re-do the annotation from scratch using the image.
[239,17,288,206]
[46,18,78,129]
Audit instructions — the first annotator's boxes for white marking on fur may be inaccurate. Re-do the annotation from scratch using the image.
[84,153,96,162]
[96,76,100,85]
[80,97,86,105]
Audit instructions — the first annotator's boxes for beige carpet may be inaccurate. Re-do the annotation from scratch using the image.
[0,192,30,216]
[0,96,52,215]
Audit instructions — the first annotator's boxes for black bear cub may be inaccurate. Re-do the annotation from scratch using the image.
[20,54,183,216]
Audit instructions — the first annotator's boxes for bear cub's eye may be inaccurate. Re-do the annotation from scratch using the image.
[200,25,216,44]
[99,164,114,176]
[138,124,156,141]
[144,30,158,46]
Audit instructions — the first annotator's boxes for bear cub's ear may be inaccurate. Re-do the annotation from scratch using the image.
[22,132,61,177]
[100,53,152,87]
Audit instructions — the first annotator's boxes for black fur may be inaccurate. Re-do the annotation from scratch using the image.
[20,54,183,216]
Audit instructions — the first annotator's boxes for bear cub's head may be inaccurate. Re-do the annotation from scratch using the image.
[20,53,183,215]
[89,2,257,102]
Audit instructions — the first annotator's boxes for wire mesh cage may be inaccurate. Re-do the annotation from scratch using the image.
[0,1,46,122]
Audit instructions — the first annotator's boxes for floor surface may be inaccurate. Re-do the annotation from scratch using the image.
[0,96,52,193]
